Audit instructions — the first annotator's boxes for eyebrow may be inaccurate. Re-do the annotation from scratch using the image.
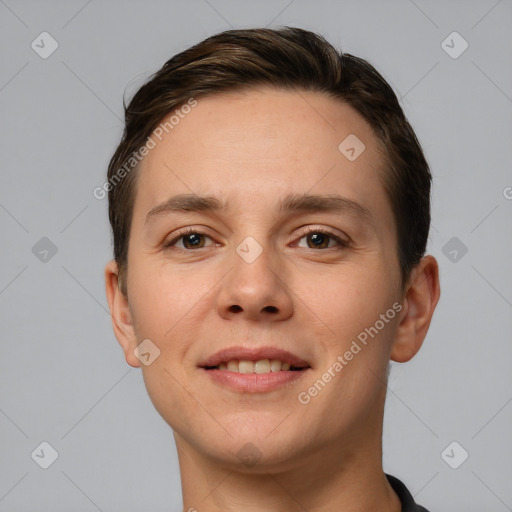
[144,192,373,225]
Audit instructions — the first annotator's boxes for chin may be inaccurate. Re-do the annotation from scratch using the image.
[174,417,312,472]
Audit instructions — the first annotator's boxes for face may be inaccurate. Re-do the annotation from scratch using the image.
[110,87,412,471]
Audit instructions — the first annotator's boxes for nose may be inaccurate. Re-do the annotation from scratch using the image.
[215,240,294,323]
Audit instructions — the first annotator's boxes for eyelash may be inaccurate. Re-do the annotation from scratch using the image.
[163,226,350,252]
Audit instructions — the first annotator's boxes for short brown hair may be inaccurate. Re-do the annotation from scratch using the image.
[107,26,431,296]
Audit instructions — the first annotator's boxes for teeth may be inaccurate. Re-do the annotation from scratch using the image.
[270,359,282,372]
[239,360,254,374]
[227,360,238,372]
[216,359,299,373]
[254,359,270,374]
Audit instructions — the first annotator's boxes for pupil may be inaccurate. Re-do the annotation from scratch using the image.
[309,233,327,248]
[186,233,202,247]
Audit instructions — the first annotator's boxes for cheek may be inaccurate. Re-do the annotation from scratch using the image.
[310,263,397,341]
[128,256,200,333]
[127,259,220,377]
[302,285,399,431]
[126,264,207,432]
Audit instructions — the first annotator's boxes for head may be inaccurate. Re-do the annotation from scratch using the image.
[104,27,439,472]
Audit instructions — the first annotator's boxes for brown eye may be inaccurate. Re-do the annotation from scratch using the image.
[179,232,207,249]
[305,232,331,249]
[164,229,214,250]
[296,229,349,250]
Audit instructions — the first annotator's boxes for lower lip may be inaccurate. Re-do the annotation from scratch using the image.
[201,368,309,393]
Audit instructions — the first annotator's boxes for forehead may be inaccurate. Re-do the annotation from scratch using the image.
[133,87,391,226]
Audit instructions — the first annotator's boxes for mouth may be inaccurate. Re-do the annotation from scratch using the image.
[198,346,312,393]
[199,346,311,372]
[204,359,308,373]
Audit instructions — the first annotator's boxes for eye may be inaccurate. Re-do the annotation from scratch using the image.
[163,226,350,252]
[163,228,216,250]
[294,228,349,250]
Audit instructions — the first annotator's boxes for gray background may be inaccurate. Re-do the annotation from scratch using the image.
[1,0,511,510]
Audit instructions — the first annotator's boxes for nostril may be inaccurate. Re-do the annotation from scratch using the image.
[229,305,243,313]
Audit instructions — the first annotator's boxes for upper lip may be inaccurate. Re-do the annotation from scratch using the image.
[198,346,311,368]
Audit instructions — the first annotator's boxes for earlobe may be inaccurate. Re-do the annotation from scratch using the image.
[390,255,440,363]
[104,260,141,368]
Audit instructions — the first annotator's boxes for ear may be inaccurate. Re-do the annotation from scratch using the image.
[391,255,440,363]
[104,260,141,368]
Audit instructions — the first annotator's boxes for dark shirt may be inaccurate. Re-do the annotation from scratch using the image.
[386,474,430,512]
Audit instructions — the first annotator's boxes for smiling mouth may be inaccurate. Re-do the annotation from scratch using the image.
[199,348,312,392]
[203,359,310,374]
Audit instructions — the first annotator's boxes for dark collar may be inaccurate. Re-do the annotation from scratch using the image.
[386,474,430,512]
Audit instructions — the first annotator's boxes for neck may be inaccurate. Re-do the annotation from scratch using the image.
[176,402,401,512]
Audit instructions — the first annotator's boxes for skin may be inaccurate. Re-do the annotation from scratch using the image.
[105,87,440,512]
